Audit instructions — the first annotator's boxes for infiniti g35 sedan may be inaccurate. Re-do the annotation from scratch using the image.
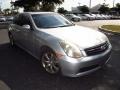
[8,12,112,77]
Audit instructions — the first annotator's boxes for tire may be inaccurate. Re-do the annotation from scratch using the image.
[9,33,14,47]
[88,18,90,20]
[71,18,75,21]
[78,19,80,22]
[41,47,60,74]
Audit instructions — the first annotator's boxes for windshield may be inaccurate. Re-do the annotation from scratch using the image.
[32,13,74,28]
[71,14,77,17]
[85,14,91,16]
[7,16,13,18]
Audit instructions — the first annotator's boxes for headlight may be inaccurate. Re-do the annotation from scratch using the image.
[60,41,84,58]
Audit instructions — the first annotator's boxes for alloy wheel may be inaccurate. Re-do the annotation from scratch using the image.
[41,51,59,74]
[9,34,14,46]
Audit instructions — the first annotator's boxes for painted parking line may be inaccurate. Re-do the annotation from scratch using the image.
[0,80,11,90]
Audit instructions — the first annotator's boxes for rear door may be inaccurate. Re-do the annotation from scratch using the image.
[12,14,23,45]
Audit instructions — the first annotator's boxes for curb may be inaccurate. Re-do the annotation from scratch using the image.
[98,26,120,36]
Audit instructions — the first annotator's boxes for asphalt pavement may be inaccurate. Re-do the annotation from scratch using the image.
[75,20,120,29]
[0,20,120,90]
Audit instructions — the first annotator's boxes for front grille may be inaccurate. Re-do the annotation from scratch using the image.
[85,42,109,56]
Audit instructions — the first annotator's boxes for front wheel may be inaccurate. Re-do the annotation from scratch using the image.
[41,48,60,74]
[9,33,14,47]
[78,19,80,22]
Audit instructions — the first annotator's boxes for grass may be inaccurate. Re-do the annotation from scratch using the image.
[101,25,120,33]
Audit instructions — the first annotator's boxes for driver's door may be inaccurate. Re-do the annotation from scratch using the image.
[18,14,35,55]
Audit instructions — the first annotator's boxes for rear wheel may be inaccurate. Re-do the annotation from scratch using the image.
[41,48,60,74]
[71,18,75,21]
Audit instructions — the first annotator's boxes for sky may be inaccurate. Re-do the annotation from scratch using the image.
[61,0,120,11]
[1,0,120,11]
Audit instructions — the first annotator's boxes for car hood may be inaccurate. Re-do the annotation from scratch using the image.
[73,16,80,18]
[0,18,5,20]
[39,25,107,49]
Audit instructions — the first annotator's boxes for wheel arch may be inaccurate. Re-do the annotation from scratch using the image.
[39,45,57,58]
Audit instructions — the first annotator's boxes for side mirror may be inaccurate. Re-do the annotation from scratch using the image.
[22,25,30,30]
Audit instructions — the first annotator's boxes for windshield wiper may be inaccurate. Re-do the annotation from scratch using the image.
[58,24,74,27]
[40,24,75,28]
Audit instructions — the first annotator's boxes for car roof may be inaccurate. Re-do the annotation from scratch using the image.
[21,12,56,15]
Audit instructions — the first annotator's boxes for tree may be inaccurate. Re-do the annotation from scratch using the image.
[14,0,39,11]
[116,3,120,14]
[40,0,64,11]
[40,3,55,11]
[3,8,10,15]
[110,3,120,15]
[14,0,64,11]
[77,5,89,14]
[57,7,68,14]
[98,4,110,14]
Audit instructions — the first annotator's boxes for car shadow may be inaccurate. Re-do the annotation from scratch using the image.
[0,43,120,90]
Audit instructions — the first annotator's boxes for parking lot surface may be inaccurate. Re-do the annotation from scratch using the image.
[75,20,120,29]
[0,20,120,90]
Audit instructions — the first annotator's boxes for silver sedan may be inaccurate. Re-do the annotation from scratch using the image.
[8,12,112,77]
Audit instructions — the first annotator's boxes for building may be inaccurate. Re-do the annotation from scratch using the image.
[90,4,101,13]
[71,4,102,14]
[71,7,81,14]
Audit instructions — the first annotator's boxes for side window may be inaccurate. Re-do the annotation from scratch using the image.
[14,14,32,28]
[22,15,31,26]
[15,14,30,26]
[18,14,25,26]
[13,15,19,25]
[13,14,23,26]
[21,14,33,29]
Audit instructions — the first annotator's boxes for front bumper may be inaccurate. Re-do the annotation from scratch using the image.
[58,44,112,77]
